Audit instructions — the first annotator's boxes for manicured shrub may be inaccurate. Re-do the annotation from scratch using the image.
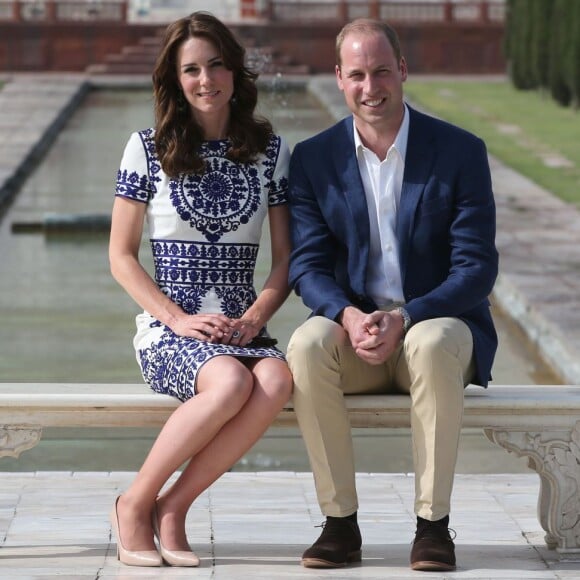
[529,0,553,90]
[509,0,536,89]
[548,0,572,106]
[567,0,580,108]
[506,0,579,108]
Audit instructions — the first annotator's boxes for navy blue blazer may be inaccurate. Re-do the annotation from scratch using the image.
[288,105,498,386]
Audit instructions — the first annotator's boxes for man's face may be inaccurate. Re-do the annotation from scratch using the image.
[336,31,407,130]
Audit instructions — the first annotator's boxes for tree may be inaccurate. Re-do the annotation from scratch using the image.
[506,0,579,108]
[529,0,553,90]
[567,0,580,108]
[548,0,572,106]
[509,0,536,89]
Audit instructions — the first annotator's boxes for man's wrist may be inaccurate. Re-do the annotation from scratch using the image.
[396,306,412,334]
[338,305,356,327]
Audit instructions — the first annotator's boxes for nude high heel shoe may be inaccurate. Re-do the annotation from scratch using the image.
[109,496,162,567]
[153,505,200,567]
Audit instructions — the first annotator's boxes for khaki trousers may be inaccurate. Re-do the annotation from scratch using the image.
[286,315,475,521]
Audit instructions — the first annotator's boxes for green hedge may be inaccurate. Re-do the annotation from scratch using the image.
[506,0,579,108]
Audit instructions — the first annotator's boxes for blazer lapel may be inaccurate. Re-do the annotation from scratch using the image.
[397,107,436,278]
[333,118,371,253]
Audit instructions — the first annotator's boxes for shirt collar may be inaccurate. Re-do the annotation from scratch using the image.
[353,103,410,160]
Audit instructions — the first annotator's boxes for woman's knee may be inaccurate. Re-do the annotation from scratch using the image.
[253,360,293,405]
[198,359,254,414]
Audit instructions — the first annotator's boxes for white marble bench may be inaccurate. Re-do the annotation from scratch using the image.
[0,383,579,560]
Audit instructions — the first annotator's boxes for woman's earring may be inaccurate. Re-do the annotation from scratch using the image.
[230,94,237,105]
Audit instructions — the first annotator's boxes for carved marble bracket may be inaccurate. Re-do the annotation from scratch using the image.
[0,425,42,458]
[485,421,580,560]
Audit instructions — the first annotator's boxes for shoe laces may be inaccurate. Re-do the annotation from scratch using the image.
[314,517,357,540]
[414,521,456,542]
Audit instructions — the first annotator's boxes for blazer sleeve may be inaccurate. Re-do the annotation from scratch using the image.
[404,135,499,324]
[288,143,353,321]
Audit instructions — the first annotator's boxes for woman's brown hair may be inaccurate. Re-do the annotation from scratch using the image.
[152,11,273,176]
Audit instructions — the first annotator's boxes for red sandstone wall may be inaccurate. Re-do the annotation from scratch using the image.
[0,21,505,74]
[240,22,505,74]
[0,23,159,71]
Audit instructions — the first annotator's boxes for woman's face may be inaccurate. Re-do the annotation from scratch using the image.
[176,36,234,133]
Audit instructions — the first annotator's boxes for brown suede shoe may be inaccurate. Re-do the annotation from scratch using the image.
[301,516,362,568]
[410,517,456,571]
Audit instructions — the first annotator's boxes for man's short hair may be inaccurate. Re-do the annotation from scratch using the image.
[336,18,402,68]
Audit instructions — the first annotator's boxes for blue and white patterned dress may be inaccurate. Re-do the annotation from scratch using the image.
[115,129,290,401]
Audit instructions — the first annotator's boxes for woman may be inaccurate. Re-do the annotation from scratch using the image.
[108,12,293,567]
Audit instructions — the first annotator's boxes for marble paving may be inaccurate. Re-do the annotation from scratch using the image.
[0,471,579,579]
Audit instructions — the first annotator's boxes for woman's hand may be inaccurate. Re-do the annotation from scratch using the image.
[220,204,291,348]
[170,313,234,342]
[222,318,261,346]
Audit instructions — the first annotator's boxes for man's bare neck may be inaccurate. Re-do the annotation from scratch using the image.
[354,111,404,161]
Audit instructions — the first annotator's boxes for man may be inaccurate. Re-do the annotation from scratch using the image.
[286,18,498,572]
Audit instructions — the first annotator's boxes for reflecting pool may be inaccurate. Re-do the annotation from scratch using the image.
[0,87,561,473]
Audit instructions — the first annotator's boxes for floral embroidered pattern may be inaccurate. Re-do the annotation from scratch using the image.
[151,239,259,316]
[115,129,162,202]
[139,331,285,402]
[115,169,150,201]
[169,140,262,243]
[115,129,289,402]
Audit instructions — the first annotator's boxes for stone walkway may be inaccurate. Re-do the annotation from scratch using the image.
[0,74,89,214]
[1,471,579,579]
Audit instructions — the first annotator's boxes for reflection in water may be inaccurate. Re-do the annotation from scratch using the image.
[0,88,561,473]
[0,88,336,382]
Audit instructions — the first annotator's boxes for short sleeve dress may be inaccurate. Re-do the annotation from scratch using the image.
[115,129,290,402]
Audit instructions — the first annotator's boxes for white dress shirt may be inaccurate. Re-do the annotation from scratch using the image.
[354,104,409,306]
